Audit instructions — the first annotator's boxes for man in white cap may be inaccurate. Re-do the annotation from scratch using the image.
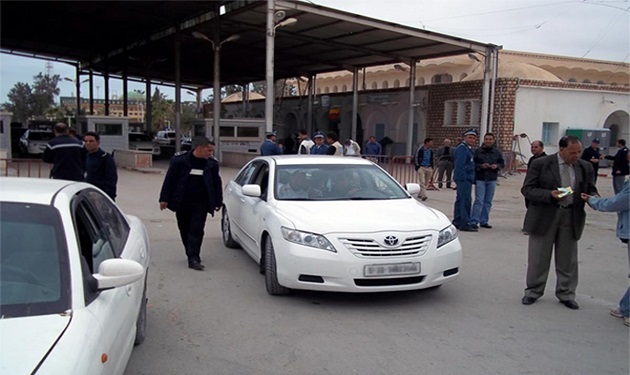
[260,131,283,156]
[310,131,329,154]
[453,128,478,232]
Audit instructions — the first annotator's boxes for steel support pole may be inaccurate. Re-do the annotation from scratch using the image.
[406,59,416,156]
[175,37,181,153]
[352,66,359,141]
[213,10,222,161]
[265,0,275,133]
[480,46,492,138]
[488,48,499,133]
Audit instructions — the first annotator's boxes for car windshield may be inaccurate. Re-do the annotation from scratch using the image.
[129,133,150,142]
[0,202,71,318]
[28,132,53,141]
[274,164,410,201]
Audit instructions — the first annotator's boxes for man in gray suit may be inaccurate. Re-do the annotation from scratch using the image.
[521,135,598,310]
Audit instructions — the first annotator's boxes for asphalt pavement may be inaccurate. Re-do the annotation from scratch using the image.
[120,159,629,375]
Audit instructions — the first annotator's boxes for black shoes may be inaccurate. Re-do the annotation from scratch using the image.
[480,223,493,229]
[188,261,205,271]
[459,226,478,232]
[560,300,579,310]
[522,296,537,305]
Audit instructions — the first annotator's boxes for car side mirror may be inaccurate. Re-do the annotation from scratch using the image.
[242,184,262,197]
[405,183,421,196]
[93,258,144,290]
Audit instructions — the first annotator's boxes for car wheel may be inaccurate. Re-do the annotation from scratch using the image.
[264,236,290,295]
[221,207,239,249]
[134,276,148,345]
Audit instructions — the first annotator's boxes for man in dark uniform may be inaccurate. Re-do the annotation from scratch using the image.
[159,137,223,271]
[580,138,603,184]
[605,139,629,194]
[260,131,283,156]
[42,122,85,181]
[83,131,118,200]
[453,128,478,232]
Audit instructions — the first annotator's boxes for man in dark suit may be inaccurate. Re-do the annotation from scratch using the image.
[521,135,598,310]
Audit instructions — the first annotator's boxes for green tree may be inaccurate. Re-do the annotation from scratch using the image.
[31,73,61,116]
[4,82,33,124]
[151,87,174,131]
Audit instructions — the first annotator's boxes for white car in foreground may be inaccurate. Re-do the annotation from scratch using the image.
[222,155,462,295]
[0,178,150,374]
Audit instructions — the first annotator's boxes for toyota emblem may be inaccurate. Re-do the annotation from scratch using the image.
[383,235,399,246]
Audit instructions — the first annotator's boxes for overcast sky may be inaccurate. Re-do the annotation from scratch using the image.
[1,0,628,103]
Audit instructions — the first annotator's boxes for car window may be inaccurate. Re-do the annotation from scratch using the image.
[129,133,150,142]
[83,190,130,257]
[252,163,270,199]
[234,161,259,186]
[274,164,409,201]
[0,202,71,317]
[28,131,54,141]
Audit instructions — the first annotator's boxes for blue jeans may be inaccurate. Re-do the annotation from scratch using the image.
[470,180,497,226]
[620,286,630,317]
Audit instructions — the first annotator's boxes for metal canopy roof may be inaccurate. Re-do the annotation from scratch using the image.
[1,1,495,89]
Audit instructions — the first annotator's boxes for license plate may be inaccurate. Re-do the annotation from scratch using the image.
[364,262,421,277]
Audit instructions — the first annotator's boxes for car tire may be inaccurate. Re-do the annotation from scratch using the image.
[221,207,239,249]
[134,276,148,345]
[264,236,290,295]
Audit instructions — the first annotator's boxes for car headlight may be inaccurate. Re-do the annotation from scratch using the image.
[281,227,337,253]
[437,224,458,248]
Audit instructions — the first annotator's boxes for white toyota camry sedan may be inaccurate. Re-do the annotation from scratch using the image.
[222,155,462,295]
[0,178,150,374]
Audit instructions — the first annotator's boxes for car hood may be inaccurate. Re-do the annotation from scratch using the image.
[0,314,70,374]
[275,199,449,233]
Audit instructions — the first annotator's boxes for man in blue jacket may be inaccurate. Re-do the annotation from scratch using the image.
[83,132,118,200]
[605,139,629,194]
[453,128,478,232]
[260,131,283,156]
[159,137,223,271]
[470,133,504,229]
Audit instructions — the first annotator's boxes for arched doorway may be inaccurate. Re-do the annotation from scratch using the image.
[604,110,630,147]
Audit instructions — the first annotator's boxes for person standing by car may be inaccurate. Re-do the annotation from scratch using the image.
[42,122,85,181]
[159,137,223,271]
[521,135,598,310]
[297,129,314,154]
[453,129,478,232]
[414,138,434,201]
[436,138,454,189]
[83,132,118,201]
[325,131,344,156]
[469,133,504,229]
[310,132,329,155]
[364,136,382,156]
[260,131,283,156]
[605,139,629,194]
[581,138,603,184]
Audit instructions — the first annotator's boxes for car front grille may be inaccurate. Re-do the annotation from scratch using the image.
[340,235,431,257]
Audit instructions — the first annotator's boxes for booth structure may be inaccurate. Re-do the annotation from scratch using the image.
[190,118,265,167]
[79,115,129,154]
[565,128,611,167]
[0,112,12,159]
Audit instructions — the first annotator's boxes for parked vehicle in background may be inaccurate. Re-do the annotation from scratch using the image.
[0,178,150,374]
[154,130,192,157]
[18,129,54,157]
[129,132,160,156]
[221,155,462,295]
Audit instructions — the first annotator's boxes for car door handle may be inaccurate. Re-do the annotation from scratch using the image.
[126,284,133,296]
[240,198,245,203]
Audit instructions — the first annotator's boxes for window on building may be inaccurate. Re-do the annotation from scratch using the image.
[342,84,347,91]
[405,78,410,86]
[568,78,577,82]
[444,101,456,125]
[470,100,481,126]
[324,87,330,94]
[596,80,606,85]
[583,79,591,84]
[371,82,378,90]
[332,85,338,93]
[382,80,389,89]
[417,77,425,86]
[444,100,481,126]
[316,88,321,95]
[393,80,400,88]
[431,74,453,84]
[542,122,559,145]
[95,123,123,136]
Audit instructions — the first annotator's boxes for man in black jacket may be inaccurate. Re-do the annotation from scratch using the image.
[469,133,504,229]
[84,132,117,200]
[580,138,603,184]
[42,123,85,181]
[605,139,629,194]
[159,137,223,271]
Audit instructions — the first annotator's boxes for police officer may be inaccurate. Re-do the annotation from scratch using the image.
[42,122,85,181]
[310,132,329,154]
[453,128,478,232]
[581,138,603,184]
[260,131,283,156]
[159,137,223,271]
[83,131,118,200]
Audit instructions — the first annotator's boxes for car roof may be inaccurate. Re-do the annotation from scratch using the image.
[0,178,76,205]
[256,155,374,166]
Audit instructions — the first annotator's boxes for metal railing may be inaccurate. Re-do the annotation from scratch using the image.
[0,158,51,178]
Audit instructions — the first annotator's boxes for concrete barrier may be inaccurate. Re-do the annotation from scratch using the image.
[114,149,152,169]
[221,151,257,169]
[0,149,6,175]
